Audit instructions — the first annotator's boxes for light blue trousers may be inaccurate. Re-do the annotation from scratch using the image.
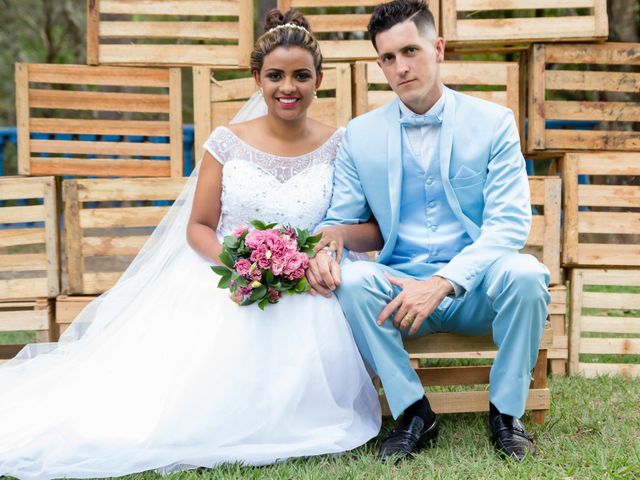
[335,253,550,419]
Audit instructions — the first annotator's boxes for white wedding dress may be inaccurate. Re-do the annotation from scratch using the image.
[0,126,381,479]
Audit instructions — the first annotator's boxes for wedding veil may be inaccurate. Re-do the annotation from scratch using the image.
[5,92,268,366]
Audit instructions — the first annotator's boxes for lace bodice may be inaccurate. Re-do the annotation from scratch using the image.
[203,126,344,238]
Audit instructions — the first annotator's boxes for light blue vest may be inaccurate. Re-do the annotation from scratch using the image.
[389,128,472,275]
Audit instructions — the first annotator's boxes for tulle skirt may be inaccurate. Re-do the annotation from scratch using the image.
[0,245,381,479]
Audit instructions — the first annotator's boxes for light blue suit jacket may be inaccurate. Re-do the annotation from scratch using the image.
[319,86,531,294]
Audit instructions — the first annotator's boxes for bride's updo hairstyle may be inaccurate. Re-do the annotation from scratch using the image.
[250,9,323,75]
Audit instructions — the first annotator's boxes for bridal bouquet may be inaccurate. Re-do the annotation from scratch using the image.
[212,220,323,309]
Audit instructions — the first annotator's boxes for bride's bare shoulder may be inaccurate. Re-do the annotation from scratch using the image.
[225,118,264,139]
[307,119,339,144]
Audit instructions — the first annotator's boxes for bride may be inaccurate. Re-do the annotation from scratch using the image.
[0,9,382,479]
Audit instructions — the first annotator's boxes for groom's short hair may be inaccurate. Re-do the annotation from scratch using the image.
[368,0,436,51]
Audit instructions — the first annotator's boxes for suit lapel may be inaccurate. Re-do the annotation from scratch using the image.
[386,98,403,242]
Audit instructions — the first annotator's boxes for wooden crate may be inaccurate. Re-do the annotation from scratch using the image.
[55,295,96,337]
[0,299,55,365]
[527,43,640,153]
[548,285,568,375]
[442,0,607,48]
[15,63,183,178]
[569,268,640,378]
[87,0,253,67]
[562,152,640,267]
[193,64,352,161]
[277,1,440,62]
[353,60,521,138]
[63,177,187,295]
[379,324,553,423]
[0,176,59,300]
[527,176,561,286]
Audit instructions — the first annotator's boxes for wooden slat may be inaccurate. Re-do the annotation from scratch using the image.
[578,185,640,208]
[0,253,47,272]
[0,205,45,224]
[30,139,171,157]
[0,278,49,300]
[55,295,95,324]
[193,67,213,163]
[546,130,640,151]
[82,235,149,256]
[582,291,640,310]
[284,0,382,6]
[318,40,376,61]
[575,244,640,266]
[546,70,640,93]
[544,43,640,66]
[576,152,640,175]
[237,0,253,67]
[582,316,640,335]
[0,309,48,331]
[169,68,183,178]
[63,180,84,294]
[26,63,170,87]
[29,89,169,113]
[527,216,544,246]
[580,269,640,286]
[30,158,170,177]
[527,44,545,151]
[306,14,369,33]
[30,118,170,137]
[579,363,640,378]
[569,270,584,374]
[456,0,594,9]
[99,44,240,66]
[415,366,491,386]
[0,228,46,248]
[42,178,59,298]
[0,344,26,359]
[578,212,640,234]
[82,272,122,294]
[100,21,239,40]
[87,0,100,65]
[428,389,549,414]
[15,63,30,175]
[0,177,46,201]
[79,206,171,229]
[580,338,640,355]
[546,101,640,122]
[76,178,185,201]
[100,0,239,16]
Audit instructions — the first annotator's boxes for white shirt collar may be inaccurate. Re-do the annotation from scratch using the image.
[398,88,446,121]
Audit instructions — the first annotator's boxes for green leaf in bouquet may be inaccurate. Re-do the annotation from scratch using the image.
[302,247,316,255]
[264,268,274,284]
[249,285,267,302]
[223,235,240,249]
[219,249,235,269]
[217,275,232,289]
[211,265,231,276]
[294,277,309,293]
[306,232,323,247]
[250,219,267,230]
[258,297,270,310]
[264,222,278,229]
[241,297,257,306]
[235,276,248,287]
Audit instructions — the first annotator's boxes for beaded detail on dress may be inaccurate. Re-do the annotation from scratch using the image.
[203,126,344,238]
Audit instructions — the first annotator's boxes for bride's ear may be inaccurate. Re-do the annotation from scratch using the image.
[252,70,261,90]
[315,71,323,91]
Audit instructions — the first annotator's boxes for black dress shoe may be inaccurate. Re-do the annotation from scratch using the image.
[378,414,438,462]
[489,413,536,461]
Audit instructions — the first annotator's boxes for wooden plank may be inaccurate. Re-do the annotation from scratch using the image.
[561,154,579,265]
[193,67,213,163]
[43,178,59,298]
[582,291,640,310]
[0,278,49,300]
[569,269,584,374]
[545,101,640,122]
[334,63,352,127]
[527,216,544,246]
[82,235,149,256]
[29,89,169,113]
[99,44,240,67]
[415,366,491,386]
[576,244,640,267]
[237,0,253,67]
[580,269,640,286]
[0,228,45,248]
[578,185,640,208]
[543,176,561,286]
[15,63,30,175]
[169,68,183,178]
[307,14,370,33]
[63,180,84,294]
[427,389,549,414]
[546,130,640,154]
[79,206,171,229]
[0,205,45,224]
[0,309,48,331]
[0,345,26,359]
[581,316,640,335]
[0,177,46,201]
[30,139,171,157]
[580,338,640,355]
[456,0,595,9]
[76,178,185,202]
[100,21,239,40]
[0,253,47,272]
[82,272,122,294]
[87,0,100,64]
[30,158,170,177]
[576,152,640,175]
[544,43,640,66]
[55,295,95,324]
[527,44,545,151]
[578,212,640,234]
[27,63,170,87]
[353,62,368,117]
[100,0,239,16]
[284,0,382,6]
[318,40,376,61]
[579,363,640,378]
[30,118,171,137]
[546,70,640,93]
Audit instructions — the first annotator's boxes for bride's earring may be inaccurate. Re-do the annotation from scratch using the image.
[314,90,318,100]
[259,87,264,96]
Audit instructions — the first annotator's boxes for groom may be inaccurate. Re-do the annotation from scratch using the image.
[310,0,550,463]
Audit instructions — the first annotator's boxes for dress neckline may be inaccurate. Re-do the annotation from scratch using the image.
[219,125,344,161]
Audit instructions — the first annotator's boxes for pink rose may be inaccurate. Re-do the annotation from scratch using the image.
[234,259,252,277]
[233,225,248,237]
[250,268,262,281]
[267,287,282,303]
[245,230,266,249]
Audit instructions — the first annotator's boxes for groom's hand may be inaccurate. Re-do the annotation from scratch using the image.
[306,251,341,298]
[313,226,345,263]
[377,275,453,335]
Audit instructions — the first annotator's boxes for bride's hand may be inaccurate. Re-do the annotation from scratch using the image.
[306,251,341,298]
[313,226,345,263]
